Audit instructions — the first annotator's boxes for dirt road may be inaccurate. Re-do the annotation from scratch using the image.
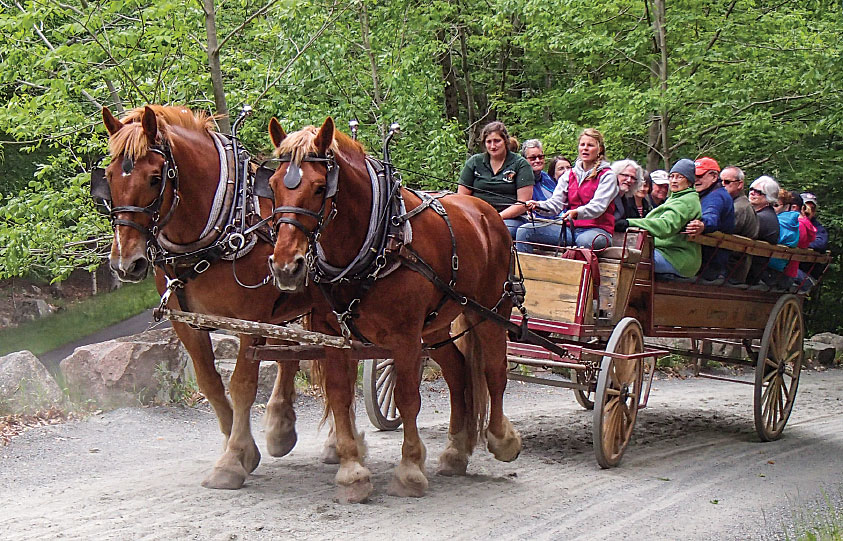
[2,368,841,540]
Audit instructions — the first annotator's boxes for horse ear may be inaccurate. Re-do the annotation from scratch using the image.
[268,117,286,148]
[102,107,123,136]
[141,106,158,144]
[315,117,335,154]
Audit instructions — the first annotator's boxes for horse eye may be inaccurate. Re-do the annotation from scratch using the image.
[150,175,162,186]
[314,185,326,195]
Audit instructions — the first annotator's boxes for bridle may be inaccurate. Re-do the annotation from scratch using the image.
[91,143,180,243]
[269,151,340,252]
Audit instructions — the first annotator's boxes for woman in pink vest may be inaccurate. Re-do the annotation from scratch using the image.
[516,128,618,252]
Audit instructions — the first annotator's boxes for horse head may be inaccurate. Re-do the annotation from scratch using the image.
[266,116,339,291]
[100,105,176,282]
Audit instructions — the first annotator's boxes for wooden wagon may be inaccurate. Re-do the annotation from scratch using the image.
[503,228,831,467]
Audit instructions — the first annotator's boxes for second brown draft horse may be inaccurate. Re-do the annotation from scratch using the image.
[266,117,522,502]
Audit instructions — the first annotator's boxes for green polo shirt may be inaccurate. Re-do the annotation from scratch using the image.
[459,151,534,211]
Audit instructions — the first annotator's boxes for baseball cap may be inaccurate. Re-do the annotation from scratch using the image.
[650,170,669,185]
[694,157,720,176]
[801,192,818,208]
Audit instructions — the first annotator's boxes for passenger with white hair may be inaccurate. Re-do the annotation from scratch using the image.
[745,175,781,287]
[611,159,651,231]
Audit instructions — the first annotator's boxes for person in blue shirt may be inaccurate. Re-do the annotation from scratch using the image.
[522,139,558,205]
[683,157,735,283]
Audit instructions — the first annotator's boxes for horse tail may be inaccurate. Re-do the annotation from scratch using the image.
[310,358,332,428]
[453,313,490,448]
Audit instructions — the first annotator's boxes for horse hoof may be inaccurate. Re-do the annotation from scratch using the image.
[242,442,262,473]
[436,449,468,476]
[266,429,297,458]
[487,422,522,463]
[387,471,428,498]
[265,404,297,457]
[321,442,340,465]
[334,480,373,504]
[201,465,247,490]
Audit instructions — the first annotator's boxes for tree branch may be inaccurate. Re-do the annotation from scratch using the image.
[214,0,283,54]
[253,2,350,107]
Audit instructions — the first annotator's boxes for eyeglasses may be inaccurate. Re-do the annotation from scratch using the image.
[617,173,637,181]
[526,154,545,161]
[749,188,765,196]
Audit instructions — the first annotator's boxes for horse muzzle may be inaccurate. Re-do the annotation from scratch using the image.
[110,254,149,283]
[268,254,307,291]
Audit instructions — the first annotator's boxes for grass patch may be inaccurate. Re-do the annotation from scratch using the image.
[786,491,843,540]
[0,279,160,357]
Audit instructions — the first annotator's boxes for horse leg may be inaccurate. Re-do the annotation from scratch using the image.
[264,359,299,457]
[474,316,522,462]
[171,322,232,440]
[202,334,262,489]
[426,335,473,477]
[320,413,340,464]
[387,347,429,497]
[319,348,372,503]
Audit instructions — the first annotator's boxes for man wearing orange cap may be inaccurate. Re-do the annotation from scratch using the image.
[683,156,735,283]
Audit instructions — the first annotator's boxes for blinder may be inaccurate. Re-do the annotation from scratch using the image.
[90,167,111,202]
[252,164,276,199]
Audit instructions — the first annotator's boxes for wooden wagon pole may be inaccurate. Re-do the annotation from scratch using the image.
[161,309,351,349]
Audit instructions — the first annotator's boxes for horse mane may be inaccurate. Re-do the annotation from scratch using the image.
[273,124,366,164]
[108,105,216,159]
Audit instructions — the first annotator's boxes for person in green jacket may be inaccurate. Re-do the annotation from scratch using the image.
[623,158,702,278]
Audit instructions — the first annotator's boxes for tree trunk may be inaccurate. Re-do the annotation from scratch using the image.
[437,29,460,120]
[202,0,231,133]
[359,2,385,138]
[458,26,480,151]
[647,0,670,170]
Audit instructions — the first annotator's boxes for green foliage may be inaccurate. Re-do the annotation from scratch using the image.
[1,0,842,328]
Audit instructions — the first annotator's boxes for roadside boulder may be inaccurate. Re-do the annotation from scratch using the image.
[808,333,843,359]
[0,351,63,414]
[803,340,837,367]
[60,329,188,409]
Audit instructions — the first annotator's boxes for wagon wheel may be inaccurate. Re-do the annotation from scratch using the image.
[753,295,803,442]
[593,317,644,468]
[363,359,402,431]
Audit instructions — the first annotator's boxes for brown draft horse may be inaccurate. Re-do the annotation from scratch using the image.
[266,117,522,502]
[100,105,316,490]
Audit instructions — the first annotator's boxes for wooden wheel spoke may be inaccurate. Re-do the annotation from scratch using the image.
[387,386,398,420]
[606,388,621,396]
[376,365,393,388]
[375,359,392,371]
[762,369,778,385]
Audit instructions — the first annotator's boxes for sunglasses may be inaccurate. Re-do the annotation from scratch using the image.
[749,188,765,196]
[721,178,740,186]
[526,154,545,161]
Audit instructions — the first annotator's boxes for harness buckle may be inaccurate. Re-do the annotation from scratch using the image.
[167,167,177,179]
[452,255,459,271]
[194,259,211,274]
[391,215,403,227]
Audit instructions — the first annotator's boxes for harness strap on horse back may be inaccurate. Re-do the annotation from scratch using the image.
[398,244,572,359]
